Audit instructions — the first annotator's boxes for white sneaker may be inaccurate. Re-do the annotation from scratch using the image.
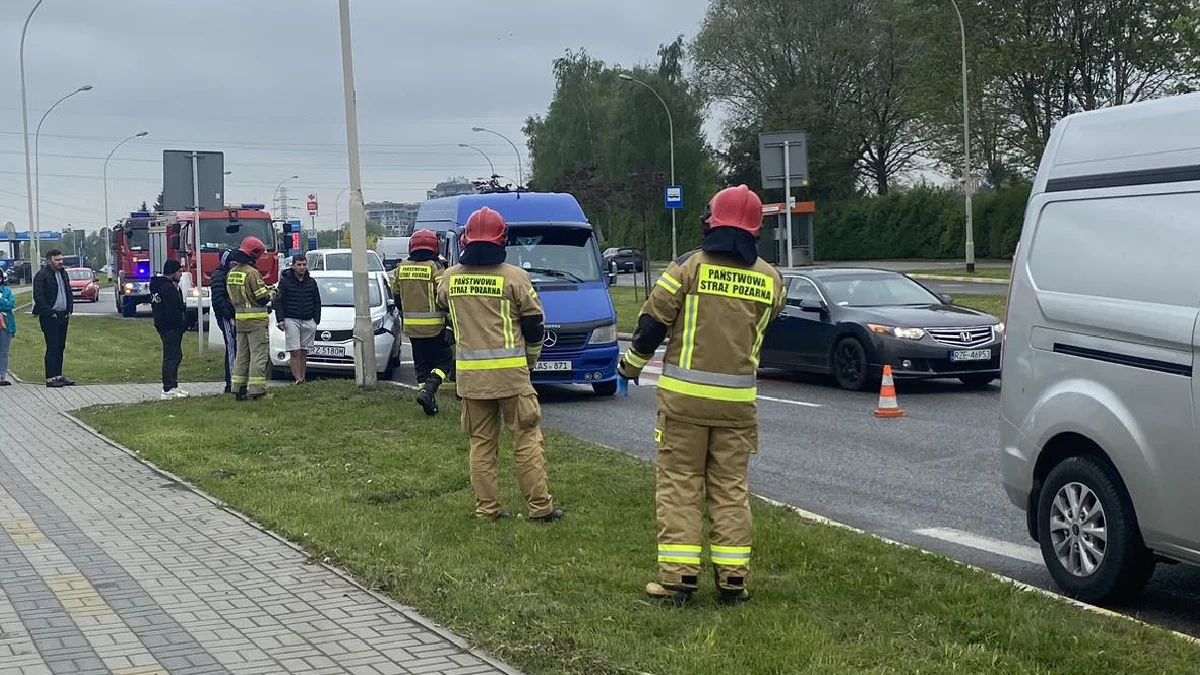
[172,388,191,398]
[161,390,176,400]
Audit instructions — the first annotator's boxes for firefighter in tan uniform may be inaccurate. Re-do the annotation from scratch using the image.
[617,185,784,604]
[391,228,453,416]
[225,236,275,401]
[436,207,564,523]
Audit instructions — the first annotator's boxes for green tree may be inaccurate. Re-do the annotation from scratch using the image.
[525,42,719,258]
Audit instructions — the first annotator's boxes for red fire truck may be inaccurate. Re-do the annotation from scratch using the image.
[111,211,174,317]
[171,203,281,323]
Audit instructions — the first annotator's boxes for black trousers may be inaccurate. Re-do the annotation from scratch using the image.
[39,313,69,380]
[158,328,184,392]
[410,333,454,384]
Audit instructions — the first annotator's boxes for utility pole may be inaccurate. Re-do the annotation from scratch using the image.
[279,186,290,220]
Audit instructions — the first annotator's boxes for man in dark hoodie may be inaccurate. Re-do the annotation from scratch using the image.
[274,254,322,384]
[616,185,785,605]
[209,250,237,393]
[151,260,189,399]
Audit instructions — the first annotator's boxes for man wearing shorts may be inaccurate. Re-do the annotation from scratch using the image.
[274,254,322,384]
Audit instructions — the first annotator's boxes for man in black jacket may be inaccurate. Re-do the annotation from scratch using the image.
[31,249,74,388]
[150,260,188,399]
[274,255,322,384]
[209,250,237,393]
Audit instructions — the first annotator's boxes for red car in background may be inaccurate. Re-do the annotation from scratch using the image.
[67,267,100,303]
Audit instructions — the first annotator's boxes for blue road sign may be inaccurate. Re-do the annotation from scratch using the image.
[308,235,318,252]
[664,185,683,210]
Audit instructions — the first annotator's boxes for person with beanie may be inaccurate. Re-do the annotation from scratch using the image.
[151,259,189,399]
[209,249,238,393]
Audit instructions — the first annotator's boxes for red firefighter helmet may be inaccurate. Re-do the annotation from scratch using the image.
[705,185,763,237]
[239,236,266,260]
[409,229,438,254]
[463,207,507,247]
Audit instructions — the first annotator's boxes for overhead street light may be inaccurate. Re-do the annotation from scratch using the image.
[20,0,47,262]
[459,143,497,178]
[273,174,299,218]
[949,0,975,273]
[471,127,523,187]
[35,84,93,247]
[618,72,678,260]
[103,131,148,269]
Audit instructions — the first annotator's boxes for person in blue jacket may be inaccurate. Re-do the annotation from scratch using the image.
[0,268,16,386]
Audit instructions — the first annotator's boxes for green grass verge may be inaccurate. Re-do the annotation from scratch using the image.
[956,294,1007,318]
[609,285,645,334]
[76,381,1200,675]
[8,314,224,384]
[908,266,1011,279]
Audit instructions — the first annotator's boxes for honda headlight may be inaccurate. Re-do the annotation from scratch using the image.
[588,323,618,344]
[867,324,926,340]
[994,322,1005,336]
[372,317,386,334]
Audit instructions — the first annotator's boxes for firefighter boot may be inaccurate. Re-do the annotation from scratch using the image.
[235,387,247,402]
[714,569,750,606]
[645,578,697,605]
[416,369,445,416]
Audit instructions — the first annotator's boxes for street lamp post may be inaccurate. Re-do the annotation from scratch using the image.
[338,0,377,389]
[333,186,350,235]
[949,0,975,273]
[35,84,93,243]
[471,127,523,188]
[272,174,299,218]
[459,143,496,178]
[103,131,148,271]
[20,0,47,264]
[618,73,678,260]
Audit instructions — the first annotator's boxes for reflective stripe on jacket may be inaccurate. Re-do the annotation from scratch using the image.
[622,251,784,426]
[391,260,445,338]
[226,262,273,330]
[435,263,543,399]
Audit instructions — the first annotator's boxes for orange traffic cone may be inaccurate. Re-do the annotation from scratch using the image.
[873,365,904,418]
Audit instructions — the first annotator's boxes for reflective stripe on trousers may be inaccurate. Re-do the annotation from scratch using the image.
[456,346,525,371]
[710,544,751,567]
[403,311,445,327]
[657,543,702,565]
[658,364,756,402]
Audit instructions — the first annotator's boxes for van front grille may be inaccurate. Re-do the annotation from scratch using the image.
[926,326,994,348]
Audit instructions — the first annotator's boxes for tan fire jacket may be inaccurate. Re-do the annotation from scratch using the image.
[436,263,545,399]
[620,251,784,427]
[391,260,445,339]
[226,262,273,331]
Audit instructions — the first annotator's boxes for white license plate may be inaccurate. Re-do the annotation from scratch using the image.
[533,360,572,372]
[950,349,991,362]
[308,345,346,358]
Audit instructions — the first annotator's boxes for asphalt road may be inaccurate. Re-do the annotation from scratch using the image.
[388,339,1200,638]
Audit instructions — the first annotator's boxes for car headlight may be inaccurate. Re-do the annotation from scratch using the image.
[994,322,1005,336]
[372,317,386,334]
[867,324,925,340]
[588,323,618,344]
[123,282,134,294]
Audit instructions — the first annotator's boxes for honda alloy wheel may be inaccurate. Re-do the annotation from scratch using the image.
[833,337,870,391]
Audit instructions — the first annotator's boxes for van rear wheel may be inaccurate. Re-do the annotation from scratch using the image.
[1037,456,1154,604]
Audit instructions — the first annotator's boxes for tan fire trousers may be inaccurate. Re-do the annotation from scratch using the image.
[461,394,554,519]
[655,413,755,590]
[232,324,269,396]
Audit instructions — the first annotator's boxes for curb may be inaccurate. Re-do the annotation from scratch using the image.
[908,273,1009,285]
[61,410,526,675]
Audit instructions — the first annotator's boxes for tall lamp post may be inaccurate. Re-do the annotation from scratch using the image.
[333,186,350,235]
[35,84,93,243]
[459,143,497,178]
[338,0,377,388]
[949,0,975,273]
[471,127,523,188]
[103,131,148,270]
[20,0,47,263]
[618,73,677,260]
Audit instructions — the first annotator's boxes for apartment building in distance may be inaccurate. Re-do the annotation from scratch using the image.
[365,201,420,236]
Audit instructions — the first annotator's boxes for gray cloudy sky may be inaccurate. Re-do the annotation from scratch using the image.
[1,0,713,233]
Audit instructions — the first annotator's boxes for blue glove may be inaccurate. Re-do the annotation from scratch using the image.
[616,373,638,396]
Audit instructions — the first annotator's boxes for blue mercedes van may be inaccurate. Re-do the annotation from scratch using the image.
[414,191,620,396]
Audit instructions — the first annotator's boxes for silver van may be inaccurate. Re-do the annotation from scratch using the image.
[1001,92,1200,603]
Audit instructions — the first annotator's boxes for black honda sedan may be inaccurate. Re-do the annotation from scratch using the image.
[759,268,1003,390]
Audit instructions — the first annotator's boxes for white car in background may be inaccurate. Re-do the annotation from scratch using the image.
[268,270,403,380]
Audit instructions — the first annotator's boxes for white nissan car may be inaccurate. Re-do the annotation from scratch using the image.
[268,270,403,380]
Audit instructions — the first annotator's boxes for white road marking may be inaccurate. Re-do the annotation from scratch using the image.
[757,394,822,408]
[913,527,1043,566]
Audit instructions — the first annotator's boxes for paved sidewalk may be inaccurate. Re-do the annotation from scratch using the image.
[0,382,518,675]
